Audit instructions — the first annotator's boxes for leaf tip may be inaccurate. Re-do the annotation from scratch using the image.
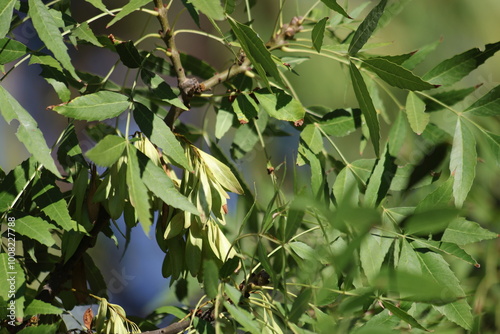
[474,263,481,268]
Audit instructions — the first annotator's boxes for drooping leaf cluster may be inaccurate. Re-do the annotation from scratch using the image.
[0,0,499,333]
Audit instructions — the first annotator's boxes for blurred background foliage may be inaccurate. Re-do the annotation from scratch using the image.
[1,0,499,331]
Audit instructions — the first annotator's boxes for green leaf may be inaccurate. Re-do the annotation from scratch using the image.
[106,0,151,27]
[349,62,380,156]
[415,176,454,212]
[116,40,143,68]
[422,42,500,86]
[85,135,126,167]
[289,241,316,261]
[312,17,328,53]
[300,124,323,154]
[228,17,284,88]
[403,208,458,236]
[140,69,187,110]
[0,86,62,178]
[360,234,393,283]
[0,0,17,39]
[197,149,244,194]
[51,91,130,121]
[254,87,305,122]
[0,38,29,64]
[224,301,261,334]
[362,58,436,91]
[203,260,219,299]
[348,0,387,56]
[364,146,396,207]
[424,86,477,112]
[29,54,62,71]
[215,107,234,139]
[28,0,79,80]
[442,218,498,245]
[16,216,56,246]
[72,22,102,47]
[434,299,473,331]
[85,0,113,15]
[230,123,259,160]
[333,166,359,206]
[25,299,62,316]
[189,0,225,21]
[39,65,71,102]
[449,118,476,207]
[464,84,500,116]
[135,151,198,215]
[320,0,351,19]
[317,108,361,137]
[0,158,36,212]
[289,288,313,323]
[17,323,61,334]
[382,301,428,331]
[388,110,407,156]
[482,130,500,164]
[402,39,441,70]
[405,91,429,134]
[133,103,191,171]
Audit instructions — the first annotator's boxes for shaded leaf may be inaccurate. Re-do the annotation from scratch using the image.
[133,103,191,170]
[464,84,500,116]
[116,40,142,68]
[349,62,380,156]
[107,0,151,27]
[424,86,477,112]
[364,146,396,207]
[312,17,328,53]
[85,0,113,15]
[39,65,71,102]
[0,86,61,177]
[415,176,454,213]
[449,118,476,207]
[405,91,429,134]
[442,218,498,245]
[362,58,436,91]
[224,301,261,334]
[403,208,458,236]
[0,38,29,64]
[140,69,187,110]
[289,288,312,323]
[85,135,127,167]
[228,17,284,88]
[52,91,129,121]
[422,42,500,86]
[383,301,428,331]
[405,142,448,191]
[360,233,393,283]
[348,0,387,56]
[402,39,441,70]
[318,108,361,137]
[254,87,305,122]
[28,0,79,80]
[203,260,219,299]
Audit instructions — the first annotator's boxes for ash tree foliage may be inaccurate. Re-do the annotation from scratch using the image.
[0,0,499,333]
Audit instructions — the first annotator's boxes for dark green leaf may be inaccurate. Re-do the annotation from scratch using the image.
[289,288,312,323]
[405,142,448,191]
[0,0,17,39]
[449,118,476,207]
[284,199,305,242]
[422,42,500,86]
[126,145,152,235]
[16,216,56,246]
[0,158,37,212]
[133,103,191,171]
[317,108,361,137]
[228,17,284,88]
[40,65,71,102]
[254,87,305,122]
[106,0,151,27]
[52,91,130,121]
[320,0,351,19]
[189,0,225,20]
[412,239,479,267]
[180,0,200,26]
[28,0,79,80]
[405,91,429,134]
[424,86,477,112]
[403,208,458,236]
[349,62,380,156]
[312,17,328,53]
[85,0,113,15]
[224,301,261,334]
[402,39,441,70]
[362,58,436,91]
[421,123,452,146]
[116,40,143,68]
[364,145,396,207]
[135,150,198,214]
[442,218,498,245]
[140,69,187,110]
[0,86,62,177]
[415,176,454,212]
[85,135,127,167]
[203,260,219,299]
[348,0,387,55]
[464,85,500,116]
[0,38,29,64]
[382,301,428,331]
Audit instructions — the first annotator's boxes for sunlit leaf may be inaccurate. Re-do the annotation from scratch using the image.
[0,86,62,178]
[0,38,29,64]
[224,301,261,334]
[0,0,17,39]
[52,91,130,121]
[28,0,79,80]
[405,91,429,134]
[189,0,225,21]
[449,118,476,207]
[403,208,458,236]
[16,216,56,246]
[25,300,63,316]
[107,0,151,27]
[197,149,243,194]
[422,42,500,86]
[383,301,428,331]
[254,87,305,122]
[72,22,102,47]
[349,62,380,156]
[348,0,387,56]
[85,135,127,167]
[442,218,498,245]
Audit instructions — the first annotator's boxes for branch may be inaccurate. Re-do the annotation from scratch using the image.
[200,57,252,92]
[141,320,190,334]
